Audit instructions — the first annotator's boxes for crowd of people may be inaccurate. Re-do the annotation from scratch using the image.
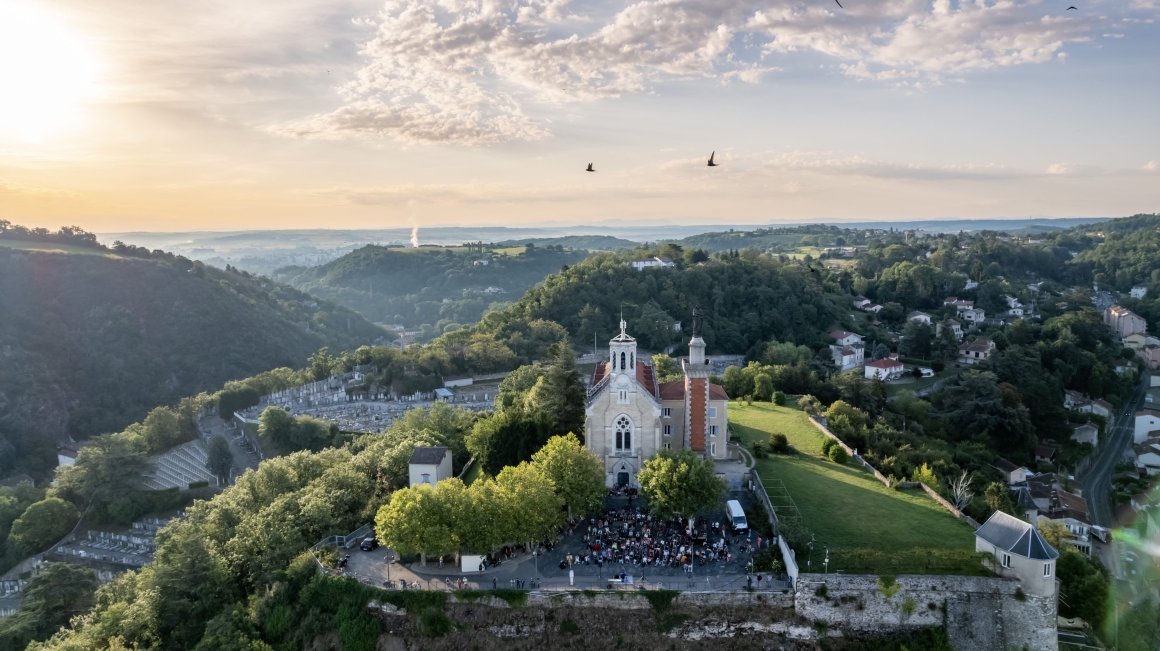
[549,504,759,573]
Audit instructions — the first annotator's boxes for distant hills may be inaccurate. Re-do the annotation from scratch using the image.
[0,228,386,479]
[274,244,591,327]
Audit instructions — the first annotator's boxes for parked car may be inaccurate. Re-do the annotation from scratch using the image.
[360,537,378,551]
[726,500,748,534]
[918,367,935,378]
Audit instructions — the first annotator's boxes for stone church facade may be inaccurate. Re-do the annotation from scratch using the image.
[584,309,730,488]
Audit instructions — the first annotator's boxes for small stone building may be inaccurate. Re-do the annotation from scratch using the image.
[974,511,1059,597]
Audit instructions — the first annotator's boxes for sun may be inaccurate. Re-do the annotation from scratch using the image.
[0,1,104,143]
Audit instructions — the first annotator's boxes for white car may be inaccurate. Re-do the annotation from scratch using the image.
[919,368,935,378]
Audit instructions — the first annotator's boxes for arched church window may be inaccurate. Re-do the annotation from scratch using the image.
[621,352,626,369]
[615,415,632,451]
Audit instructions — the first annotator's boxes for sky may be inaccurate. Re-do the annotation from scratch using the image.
[0,0,1158,232]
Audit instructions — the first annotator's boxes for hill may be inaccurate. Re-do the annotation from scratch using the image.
[0,225,387,480]
[492,235,639,250]
[275,243,591,328]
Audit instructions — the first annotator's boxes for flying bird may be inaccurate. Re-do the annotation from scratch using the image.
[1067,5,1076,8]
[707,151,718,167]
[835,0,843,7]
[586,163,595,172]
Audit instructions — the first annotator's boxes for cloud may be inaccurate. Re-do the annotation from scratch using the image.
[265,0,1144,145]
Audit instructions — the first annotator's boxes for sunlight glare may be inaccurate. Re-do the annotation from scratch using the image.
[0,1,104,142]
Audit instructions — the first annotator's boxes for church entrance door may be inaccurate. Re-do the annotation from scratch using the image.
[617,472,629,486]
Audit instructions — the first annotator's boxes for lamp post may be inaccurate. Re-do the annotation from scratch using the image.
[824,546,829,574]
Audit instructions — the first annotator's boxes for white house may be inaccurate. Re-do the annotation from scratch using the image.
[993,458,1029,485]
[1131,286,1148,299]
[958,337,996,365]
[936,319,964,341]
[1135,437,1160,476]
[907,311,932,325]
[1063,389,1088,410]
[630,256,676,270]
[1134,409,1160,444]
[960,307,986,324]
[1005,295,1023,310]
[57,442,86,468]
[1070,423,1099,449]
[829,330,865,372]
[853,296,872,310]
[974,511,1059,597]
[865,355,905,381]
[409,446,453,487]
[1082,399,1114,419]
[1114,359,1136,375]
[964,279,979,290]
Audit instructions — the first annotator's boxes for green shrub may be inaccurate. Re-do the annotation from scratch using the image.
[877,575,900,599]
[415,607,452,638]
[821,438,836,456]
[457,589,527,608]
[815,584,829,598]
[769,433,791,454]
[642,589,680,612]
[828,446,848,465]
[773,391,786,406]
[1014,587,1026,602]
[844,626,953,651]
[187,480,210,489]
[337,604,382,651]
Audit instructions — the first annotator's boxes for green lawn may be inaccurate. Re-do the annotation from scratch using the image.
[730,402,984,575]
[461,460,484,486]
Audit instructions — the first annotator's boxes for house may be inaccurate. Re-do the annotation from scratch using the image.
[1028,282,1044,293]
[1070,422,1099,449]
[1006,306,1025,318]
[1131,286,1148,299]
[1005,295,1023,309]
[0,474,34,488]
[1142,344,1160,371]
[958,337,996,364]
[1028,473,1084,500]
[473,259,489,266]
[482,286,506,294]
[1134,438,1160,476]
[1104,306,1148,338]
[865,355,906,381]
[959,307,986,324]
[993,457,1029,485]
[1038,489,1093,556]
[1013,485,1040,521]
[974,511,1059,597]
[1085,399,1114,419]
[57,442,88,468]
[1034,443,1058,463]
[936,319,964,341]
[964,279,979,290]
[630,256,676,270]
[1123,332,1153,350]
[829,330,865,371]
[864,304,883,313]
[1114,359,1136,374]
[907,311,932,325]
[1134,409,1160,444]
[853,296,872,309]
[1063,389,1089,410]
[443,375,474,388]
[409,446,453,487]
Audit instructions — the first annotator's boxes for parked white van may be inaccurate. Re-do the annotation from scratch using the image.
[726,500,748,533]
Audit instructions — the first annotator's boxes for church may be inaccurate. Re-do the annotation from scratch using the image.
[584,308,730,488]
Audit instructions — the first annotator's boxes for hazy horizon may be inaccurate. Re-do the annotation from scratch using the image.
[2,0,1158,231]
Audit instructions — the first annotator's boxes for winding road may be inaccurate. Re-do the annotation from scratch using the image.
[1080,371,1148,527]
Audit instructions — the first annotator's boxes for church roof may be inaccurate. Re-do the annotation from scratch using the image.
[658,380,728,401]
[587,360,658,401]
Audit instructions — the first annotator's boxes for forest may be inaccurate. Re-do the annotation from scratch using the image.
[274,243,590,328]
[0,224,389,482]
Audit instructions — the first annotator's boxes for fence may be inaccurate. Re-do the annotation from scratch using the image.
[346,572,791,594]
[807,417,980,530]
[312,523,373,553]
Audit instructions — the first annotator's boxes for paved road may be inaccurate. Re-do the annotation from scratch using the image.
[1080,372,1148,527]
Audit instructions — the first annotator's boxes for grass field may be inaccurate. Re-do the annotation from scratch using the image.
[461,460,484,486]
[729,402,984,575]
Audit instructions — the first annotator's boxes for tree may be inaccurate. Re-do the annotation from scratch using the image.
[900,322,932,359]
[753,373,774,401]
[939,370,1036,453]
[495,364,545,411]
[872,342,891,361]
[721,365,752,399]
[0,563,99,651]
[495,462,564,546]
[949,470,973,510]
[1056,549,1110,631]
[933,320,959,359]
[141,407,189,454]
[374,483,456,566]
[309,347,334,381]
[7,498,80,556]
[651,354,683,383]
[637,449,726,521]
[983,482,1020,518]
[910,463,938,489]
[205,436,233,483]
[48,433,151,517]
[466,408,555,476]
[258,406,295,446]
[522,341,586,438]
[531,434,606,519]
[633,300,678,351]
[1036,519,1068,550]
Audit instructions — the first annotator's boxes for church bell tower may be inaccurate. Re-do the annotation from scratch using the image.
[682,307,711,455]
